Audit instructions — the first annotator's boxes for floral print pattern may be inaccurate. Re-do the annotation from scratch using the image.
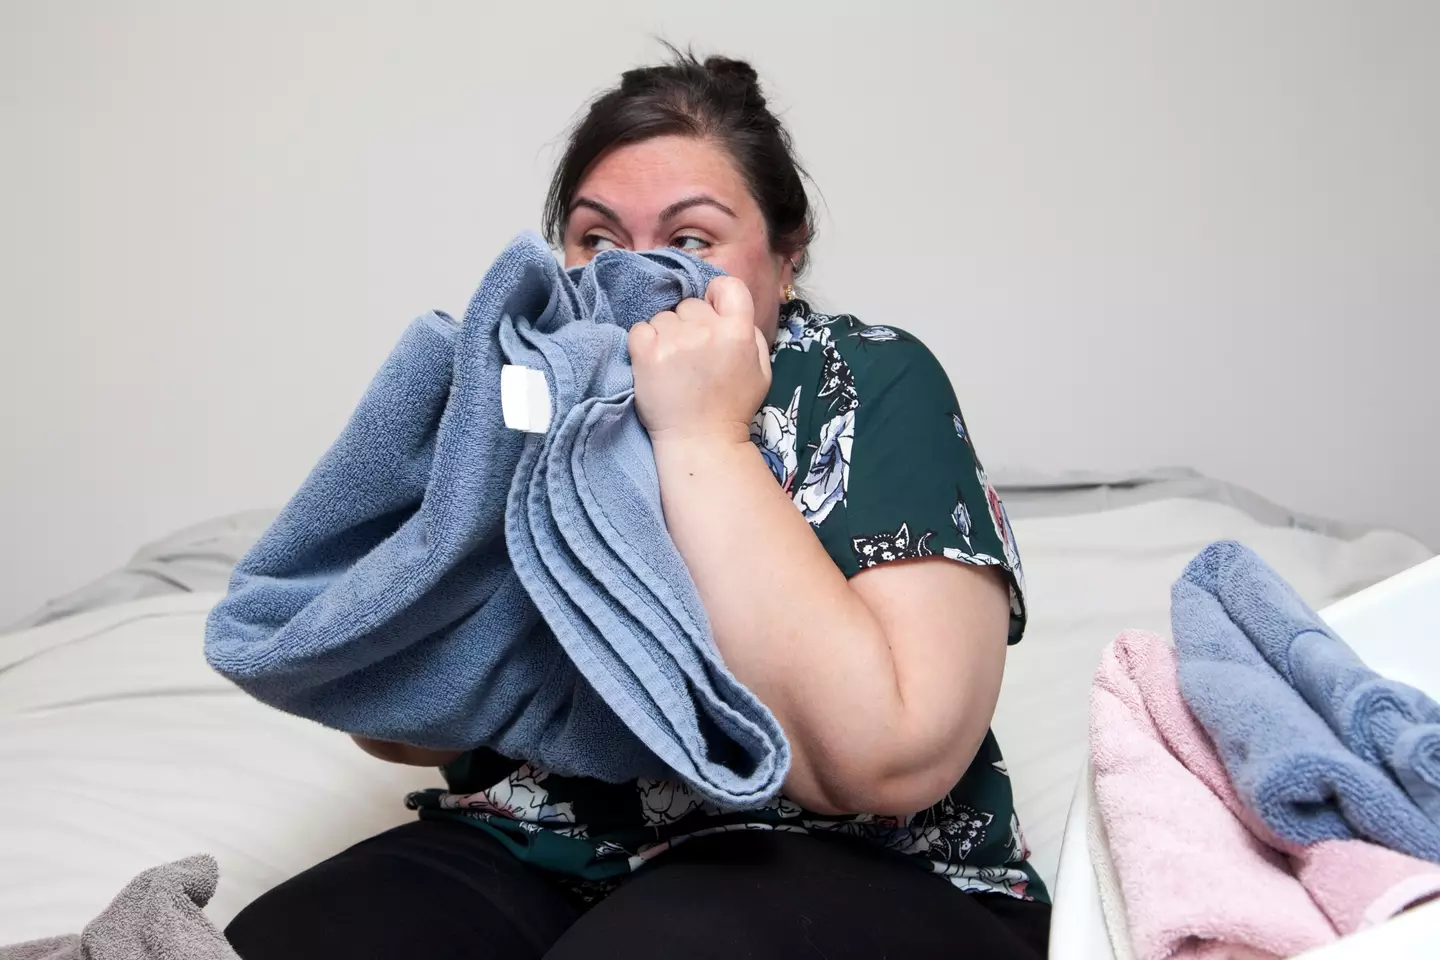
[750,386,802,492]
[942,546,1005,567]
[952,412,968,444]
[636,778,715,826]
[793,408,854,526]
[851,522,936,568]
[848,325,908,344]
[952,496,973,551]
[774,308,841,353]
[976,462,1025,597]
[409,299,1043,907]
[439,764,579,833]
[817,342,859,414]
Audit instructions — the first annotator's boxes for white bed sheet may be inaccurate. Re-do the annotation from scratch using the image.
[0,496,1429,943]
[0,595,438,942]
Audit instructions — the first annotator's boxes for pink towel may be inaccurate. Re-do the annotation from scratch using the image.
[1293,840,1440,934]
[1098,631,1440,952]
[1092,631,1336,959]
[1117,630,1440,935]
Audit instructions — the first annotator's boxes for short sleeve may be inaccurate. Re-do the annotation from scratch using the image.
[795,328,1027,644]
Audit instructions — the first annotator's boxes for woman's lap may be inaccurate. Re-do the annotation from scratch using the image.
[225,820,580,960]
[226,821,1050,960]
[548,829,1049,959]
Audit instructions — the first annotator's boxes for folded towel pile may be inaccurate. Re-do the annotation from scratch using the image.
[1173,542,1440,860]
[1090,631,1334,960]
[205,233,788,807]
[1088,542,1440,959]
[1181,539,1440,822]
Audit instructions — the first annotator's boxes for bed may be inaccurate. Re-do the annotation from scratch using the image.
[0,469,1431,943]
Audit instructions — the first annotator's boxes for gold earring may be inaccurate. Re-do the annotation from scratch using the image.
[783,284,796,303]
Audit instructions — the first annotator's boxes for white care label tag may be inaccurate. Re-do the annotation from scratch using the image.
[500,365,552,434]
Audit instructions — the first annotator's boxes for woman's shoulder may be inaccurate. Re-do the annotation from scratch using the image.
[773,301,956,407]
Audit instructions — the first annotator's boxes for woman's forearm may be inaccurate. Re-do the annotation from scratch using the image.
[651,429,936,813]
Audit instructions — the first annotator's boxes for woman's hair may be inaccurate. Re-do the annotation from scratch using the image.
[543,48,815,274]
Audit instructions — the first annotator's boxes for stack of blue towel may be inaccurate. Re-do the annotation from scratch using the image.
[205,233,789,808]
[1173,540,1440,861]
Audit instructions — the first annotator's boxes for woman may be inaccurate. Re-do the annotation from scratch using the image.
[227,51,1048,959]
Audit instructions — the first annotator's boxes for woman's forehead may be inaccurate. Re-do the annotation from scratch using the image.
[573,136,754,220]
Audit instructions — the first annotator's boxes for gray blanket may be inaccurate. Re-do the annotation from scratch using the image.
[0,856,236,960]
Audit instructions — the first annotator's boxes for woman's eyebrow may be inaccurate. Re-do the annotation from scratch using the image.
[658,195,737,222]
[569,197,623,223]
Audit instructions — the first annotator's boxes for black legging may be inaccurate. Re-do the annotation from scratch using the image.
[226,819,1049,959]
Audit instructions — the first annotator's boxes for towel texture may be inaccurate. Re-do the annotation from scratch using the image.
[1084,773,1138,960]
[1293,839,1440,935]
[1180,539,1440,822]
[0,856,237,960]
[1090,631,1335,960]
[1113,629,1440,938]
[1172,543,1440,861]
[205,233,788,806]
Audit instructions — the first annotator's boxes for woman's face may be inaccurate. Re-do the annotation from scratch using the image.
[561,135,797,343]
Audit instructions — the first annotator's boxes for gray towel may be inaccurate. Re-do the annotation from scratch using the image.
[0,856,237,960]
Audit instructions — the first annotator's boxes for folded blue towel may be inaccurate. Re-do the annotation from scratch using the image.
[1172,541,1440,861]
[1180,540,1440,824]
[205,233,788,807]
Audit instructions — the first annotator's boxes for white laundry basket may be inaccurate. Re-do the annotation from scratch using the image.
[1049,555,1440,960]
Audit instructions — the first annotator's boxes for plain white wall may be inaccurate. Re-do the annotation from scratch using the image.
[2,1,1436,624]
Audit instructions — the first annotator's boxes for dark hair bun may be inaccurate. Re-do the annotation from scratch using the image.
[545,47,815,273]
[703,56,764,104]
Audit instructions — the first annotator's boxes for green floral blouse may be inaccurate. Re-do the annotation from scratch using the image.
[407,299,1046,905]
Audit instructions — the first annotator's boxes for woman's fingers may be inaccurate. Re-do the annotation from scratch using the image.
[706,275,753,326]
[628,315,661,362]
[648,309,681,332]
[672,298,712,325]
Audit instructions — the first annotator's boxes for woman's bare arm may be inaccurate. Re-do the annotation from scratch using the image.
[650,431,1009,815]
[632,279,1010,815]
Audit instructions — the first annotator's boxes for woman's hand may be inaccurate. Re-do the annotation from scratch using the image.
[629,276,771,445]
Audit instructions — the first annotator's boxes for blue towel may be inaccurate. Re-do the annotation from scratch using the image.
[205,233,788,807]
[1180,540,1440,824]
[1172,541,1440,861]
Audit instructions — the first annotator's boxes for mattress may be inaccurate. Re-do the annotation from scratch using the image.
[0,475,1430,942]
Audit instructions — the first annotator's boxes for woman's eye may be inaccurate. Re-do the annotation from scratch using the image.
[583,234,618,252]
[670,235,710,252]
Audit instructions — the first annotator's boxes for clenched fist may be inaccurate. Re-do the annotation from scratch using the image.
[629,275,772,445]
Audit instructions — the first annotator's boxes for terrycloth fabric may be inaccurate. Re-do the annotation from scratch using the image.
[1293,839,1440,935]
[1180,539,1440,822]
[1090,631,1335,960]
[205,233,788,807]
[1172,544,1440,861]
[0,938,79,960]
[0,856,237,960]
[1117,629,1440,937]
[1084,773,1138,960]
